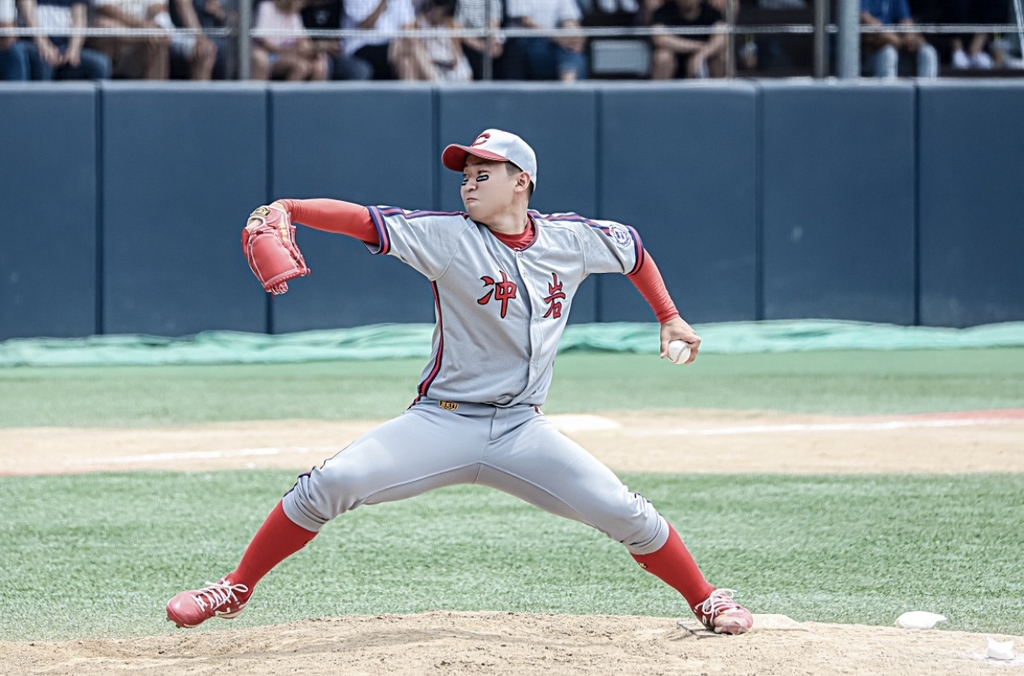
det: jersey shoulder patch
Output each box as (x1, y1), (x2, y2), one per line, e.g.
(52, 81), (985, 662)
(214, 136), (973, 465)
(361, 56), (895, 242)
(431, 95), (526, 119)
(605, 222), (633, 249)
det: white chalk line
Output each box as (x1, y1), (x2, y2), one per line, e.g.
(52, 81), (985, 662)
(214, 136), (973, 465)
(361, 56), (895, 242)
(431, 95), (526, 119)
(630, 418), (1020, 437)
(74, 445), (340, 466)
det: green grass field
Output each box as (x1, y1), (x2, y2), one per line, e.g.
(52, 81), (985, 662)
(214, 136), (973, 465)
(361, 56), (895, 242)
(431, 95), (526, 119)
(1, 348), (1023, 427)
(1, 349), (1022, 641)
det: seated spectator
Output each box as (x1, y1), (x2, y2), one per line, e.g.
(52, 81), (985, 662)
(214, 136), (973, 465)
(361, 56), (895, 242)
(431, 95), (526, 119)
(947, 0), (1005, 70)
(300, 0), (372, 79)
(153, 0), (217, 79)
(860, 0), (937, 78)
(91, 0), (171, 79)
(454, 0), (502, 80)
(18, 0), (112, 79)
(390, 0), (472, 80)
(649, 0), (727, 79)
(251, 0), (328, 80)
(1, 0), (29, 79)
(505, 0), (586, 82)
(343, 0), (416, 80)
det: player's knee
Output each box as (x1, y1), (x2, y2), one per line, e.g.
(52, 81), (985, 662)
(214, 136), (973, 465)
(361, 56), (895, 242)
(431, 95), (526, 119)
(588, 490), (668, 555)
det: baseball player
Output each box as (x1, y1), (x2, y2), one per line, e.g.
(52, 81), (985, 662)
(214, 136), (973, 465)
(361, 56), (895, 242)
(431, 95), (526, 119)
(166, 129), (754, 634)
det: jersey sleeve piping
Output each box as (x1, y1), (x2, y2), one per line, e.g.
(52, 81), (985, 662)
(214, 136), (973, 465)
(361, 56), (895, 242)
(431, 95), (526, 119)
(366, 206), (392, 255)
(625, 225), (645, 276)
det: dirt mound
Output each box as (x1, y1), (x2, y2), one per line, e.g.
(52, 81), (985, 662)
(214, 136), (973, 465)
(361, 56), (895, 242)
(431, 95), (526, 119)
(2, 611), (1019, 675)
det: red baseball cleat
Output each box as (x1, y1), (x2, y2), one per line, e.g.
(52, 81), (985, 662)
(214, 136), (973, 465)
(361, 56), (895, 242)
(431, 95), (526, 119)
(692, 588), (754, 634)
(166, 577), (251, 628)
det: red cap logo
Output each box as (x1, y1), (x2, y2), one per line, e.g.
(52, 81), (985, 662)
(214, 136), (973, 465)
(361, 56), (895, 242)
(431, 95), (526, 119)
(471, 133), (491, 147)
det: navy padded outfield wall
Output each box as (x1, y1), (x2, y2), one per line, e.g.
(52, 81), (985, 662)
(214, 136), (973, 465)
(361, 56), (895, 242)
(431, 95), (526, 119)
(0, 85), (98, 340)
(101, 83), (269, 336)
(760, 82), (916, 324)
(598, 83), (759, 324)
(917, 82), (1024, 327)
(1, 81), (1023, 339)
(269, 85), (436, 332)
(436, 84), (600, 323)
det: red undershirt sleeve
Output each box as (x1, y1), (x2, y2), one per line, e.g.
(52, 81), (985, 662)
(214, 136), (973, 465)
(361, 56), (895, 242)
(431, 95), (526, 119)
(627, 249), (680, 324)
(275, 198), (379, 246)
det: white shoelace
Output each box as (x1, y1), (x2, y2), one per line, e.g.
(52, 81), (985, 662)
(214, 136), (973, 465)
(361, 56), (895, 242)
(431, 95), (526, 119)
(695, 588), (739, 617)
(193, 580), (249, 612)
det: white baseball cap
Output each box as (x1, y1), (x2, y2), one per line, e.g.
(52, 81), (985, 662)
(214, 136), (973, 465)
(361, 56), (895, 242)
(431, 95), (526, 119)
(442, 129), (538, 189)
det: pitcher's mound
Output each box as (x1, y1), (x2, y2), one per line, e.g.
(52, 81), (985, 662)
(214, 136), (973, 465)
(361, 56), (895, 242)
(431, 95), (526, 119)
(3, 611), (1020, 676)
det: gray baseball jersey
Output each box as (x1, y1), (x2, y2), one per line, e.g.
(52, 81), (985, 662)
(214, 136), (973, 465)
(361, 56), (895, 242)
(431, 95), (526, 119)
(281, 204), (670, 558)
(365, 206), (644, 406)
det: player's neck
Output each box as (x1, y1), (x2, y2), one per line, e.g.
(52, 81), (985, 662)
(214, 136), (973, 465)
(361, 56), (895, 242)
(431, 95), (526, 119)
(481, 208), (530, 236)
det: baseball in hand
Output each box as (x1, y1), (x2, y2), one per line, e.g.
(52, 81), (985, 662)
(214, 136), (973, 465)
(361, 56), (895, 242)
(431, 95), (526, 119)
(667, 340), (691, 365)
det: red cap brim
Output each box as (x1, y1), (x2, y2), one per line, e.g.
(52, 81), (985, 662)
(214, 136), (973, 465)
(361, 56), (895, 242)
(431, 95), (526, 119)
(441, 144), (510, 172)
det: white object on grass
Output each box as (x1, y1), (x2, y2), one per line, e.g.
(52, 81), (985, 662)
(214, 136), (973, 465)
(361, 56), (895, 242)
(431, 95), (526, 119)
(894, 611), (947, 629)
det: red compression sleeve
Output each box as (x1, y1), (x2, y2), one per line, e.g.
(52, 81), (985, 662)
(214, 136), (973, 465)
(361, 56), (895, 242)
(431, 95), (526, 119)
(627, 249), (679, 323)
(276, 198), (379, 246)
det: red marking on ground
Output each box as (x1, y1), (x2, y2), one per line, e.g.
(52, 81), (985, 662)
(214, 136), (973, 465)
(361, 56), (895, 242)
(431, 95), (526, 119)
(902, 409), (1024, 421)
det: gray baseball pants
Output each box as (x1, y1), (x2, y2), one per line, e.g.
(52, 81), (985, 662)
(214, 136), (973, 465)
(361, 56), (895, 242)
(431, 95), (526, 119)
(282, 398), (670, 555)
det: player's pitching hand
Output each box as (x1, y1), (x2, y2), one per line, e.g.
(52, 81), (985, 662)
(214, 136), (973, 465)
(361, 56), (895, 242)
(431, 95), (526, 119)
(660, 317), (700, 365)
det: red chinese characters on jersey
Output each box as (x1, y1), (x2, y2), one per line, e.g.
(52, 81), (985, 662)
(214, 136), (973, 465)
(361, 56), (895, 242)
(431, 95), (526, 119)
(478, 271), (518, 318)
(543, 272), (566, 319)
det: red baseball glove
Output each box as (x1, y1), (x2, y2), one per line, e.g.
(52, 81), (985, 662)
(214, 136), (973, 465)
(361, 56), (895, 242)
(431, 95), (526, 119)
(242, 204), (310, 295)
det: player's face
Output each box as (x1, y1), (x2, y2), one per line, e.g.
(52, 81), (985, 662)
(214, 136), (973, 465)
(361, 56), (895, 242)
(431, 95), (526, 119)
(461, 157), (518, 221)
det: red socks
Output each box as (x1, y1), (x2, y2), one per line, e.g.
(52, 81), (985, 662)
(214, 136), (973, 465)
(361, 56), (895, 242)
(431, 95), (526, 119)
(228, 501), (318, 592)
(631, 522), (715, 609)
(225, 505), (712, 610)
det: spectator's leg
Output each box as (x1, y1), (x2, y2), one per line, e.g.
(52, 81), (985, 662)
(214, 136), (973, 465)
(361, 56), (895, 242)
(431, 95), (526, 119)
(311, 53), (328, 81)
(81, 48), (112, 79)
(496, 38), (528, 80)
(464, 43), (483, 80)
(389, 37), (428, 80)
(950, 37), (969, 68)
(554, 42), (586, 82)
(55, 48), (112, 80)
(707, 50), (726, 78)
(650, 48), (675, 80)
(521, 37), (558, 80)
(250, 46), (271, 80)
(916, 42), (938, 78)
(0, 40), (30, 80)
(273, 52), (311, 81)
(23, 42), (55, 80)
(331, 53), (372, 80)
(354, 44), (394, 80)
(211, 36), (231, 79)
(143, 35), (170, 80)
(946, 0), (970, 68)
(86, 15), (120, 75)
(192, 37), (217, 80)
(869, 45), (898, 78)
